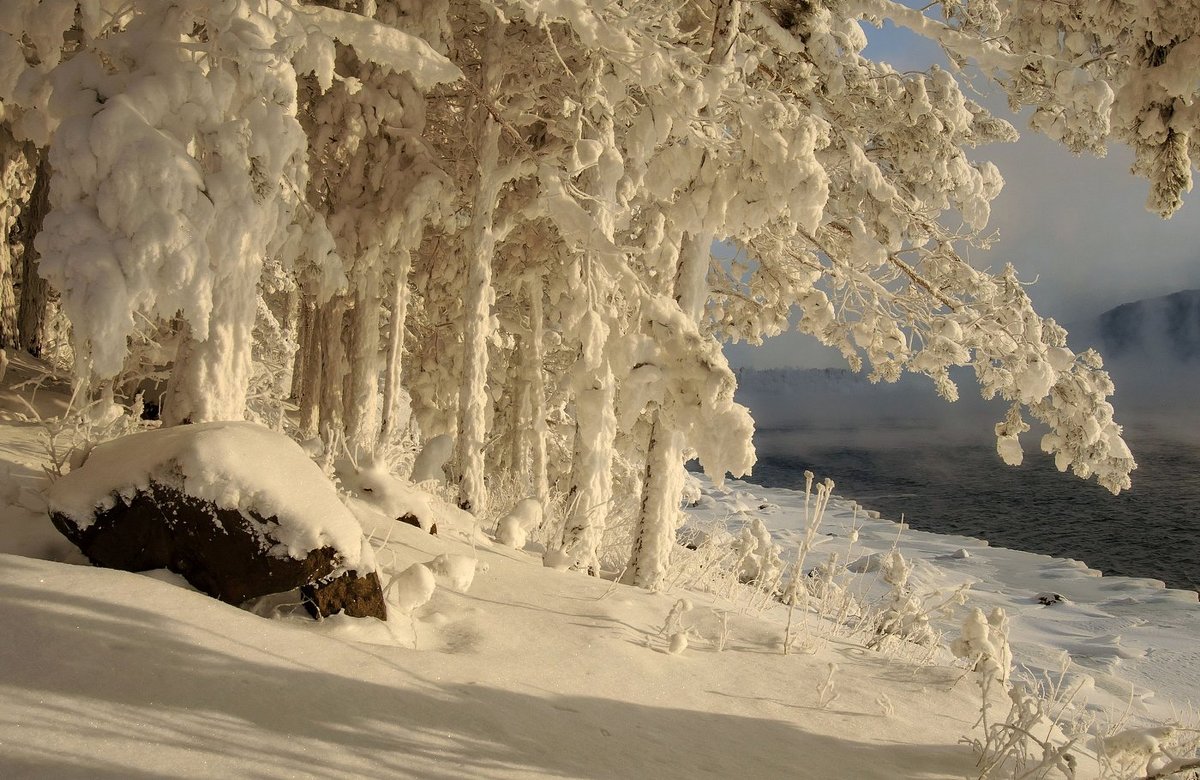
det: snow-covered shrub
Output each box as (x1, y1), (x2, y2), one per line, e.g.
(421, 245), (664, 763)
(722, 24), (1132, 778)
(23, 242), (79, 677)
(495, 498), (542, 549)
(410, 434), (453, 486)
(661, 519), (741, 596)
(952, 607), (1014, 688)
(734, 517), (784, 589)
(20, 375), (153, 480)
(953, 611), (1097, 778)
(816, 663), (840, 710)
(864, 552), (960, 650)
(654, 598), (695, 656)
(1096, 707), (1200, 780)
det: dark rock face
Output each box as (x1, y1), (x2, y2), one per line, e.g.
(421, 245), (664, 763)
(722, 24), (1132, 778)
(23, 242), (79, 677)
(51, 480), (356, 610)
(302, 569), (387, 621)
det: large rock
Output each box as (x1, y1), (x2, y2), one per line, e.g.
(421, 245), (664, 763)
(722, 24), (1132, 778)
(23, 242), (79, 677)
(47, 422), (386, 620)
(302, 569), (388, 620)
(50, 481), (341, 604)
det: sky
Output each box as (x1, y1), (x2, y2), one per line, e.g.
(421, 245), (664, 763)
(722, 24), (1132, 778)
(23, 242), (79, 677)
(727, 14), (1200, 370)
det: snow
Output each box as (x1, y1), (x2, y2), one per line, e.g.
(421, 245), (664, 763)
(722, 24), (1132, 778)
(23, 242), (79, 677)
(291, 5), (462, 90)
(46, 421), (368, 569)
(496, 498), (542, 549)
(686, 475), (1200, 727)
(384, 561), (436, 614)
(2, 0), (1197, 771)
(4, 402), (1198, 778)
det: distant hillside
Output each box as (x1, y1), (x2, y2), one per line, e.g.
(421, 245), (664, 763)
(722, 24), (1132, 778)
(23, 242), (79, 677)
(1067, 289), (1200, 411)
(1074, 288), (1200, 362)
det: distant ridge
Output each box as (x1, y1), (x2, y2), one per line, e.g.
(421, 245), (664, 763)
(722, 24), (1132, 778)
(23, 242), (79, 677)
(1089, 288), (1200, 362)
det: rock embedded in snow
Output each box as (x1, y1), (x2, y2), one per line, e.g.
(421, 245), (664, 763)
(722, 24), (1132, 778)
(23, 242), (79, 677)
(302, 568), (388, 621)
(47, 423), (382, 617)
(50, 479), (342, 606)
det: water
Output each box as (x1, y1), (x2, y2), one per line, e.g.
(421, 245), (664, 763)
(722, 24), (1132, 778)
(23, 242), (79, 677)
(746, 425), (1200, 593)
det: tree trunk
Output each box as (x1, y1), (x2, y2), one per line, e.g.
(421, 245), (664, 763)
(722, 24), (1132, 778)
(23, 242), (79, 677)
(527, 275), (550, 511)
(294, 294), (322, 440)
(624, 0), (741, 587)
(0, 131), (32, 350)
(18, 154), (52, 358)
(380, 248), (413, 440)
(345, 264), (382, 456)
(318, 296), (348, 442)
(454, 19), (505, 516)
(560, 83), (623, 572)
(454, 112), (501, 514)
(507, 332), (529, 479)
(561, 377), (617, 573)
(622, 421), (685, 589)
(163, 272), (259, 425)
(675, 230), (715, 320)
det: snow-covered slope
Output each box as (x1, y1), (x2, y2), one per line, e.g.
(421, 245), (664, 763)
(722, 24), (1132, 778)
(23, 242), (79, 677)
(686, 477), (1200, 726)
(1, 356), (1197, 778)
(1, 513), (987, 779)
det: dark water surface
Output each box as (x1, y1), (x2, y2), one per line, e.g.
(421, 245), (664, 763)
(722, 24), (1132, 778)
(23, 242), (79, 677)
(747, 426), (1200, 593)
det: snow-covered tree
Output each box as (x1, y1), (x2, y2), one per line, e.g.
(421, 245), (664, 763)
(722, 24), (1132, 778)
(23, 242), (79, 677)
(2, 0), (1192, 586)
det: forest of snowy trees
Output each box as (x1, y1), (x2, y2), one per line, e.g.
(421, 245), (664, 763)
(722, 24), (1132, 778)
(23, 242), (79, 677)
(0, 0), (1196, 586)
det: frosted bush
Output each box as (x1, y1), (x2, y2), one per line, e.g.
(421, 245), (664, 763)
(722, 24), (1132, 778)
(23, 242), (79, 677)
(952, 607), (1013, 687)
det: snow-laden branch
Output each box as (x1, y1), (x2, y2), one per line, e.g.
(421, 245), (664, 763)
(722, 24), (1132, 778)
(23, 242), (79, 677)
(843, 0), (1022, 74)
(289, 4), (462, 88)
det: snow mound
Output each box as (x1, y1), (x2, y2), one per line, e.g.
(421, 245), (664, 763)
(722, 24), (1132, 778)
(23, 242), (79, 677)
(427, 554), (478, 593)
(47, 422), (366, 569)
(338, 461), (477, 539)
(495, 498), (542, 549)
(386, 562), (436, 613)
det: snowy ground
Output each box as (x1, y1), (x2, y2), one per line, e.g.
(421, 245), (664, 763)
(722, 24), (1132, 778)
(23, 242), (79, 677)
(687, 477), (1200, 727)
(1, 473), (987, 777)
(0, 358), (1197, 778)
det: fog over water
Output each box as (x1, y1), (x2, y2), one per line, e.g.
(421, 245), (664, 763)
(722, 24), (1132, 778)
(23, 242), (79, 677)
(747, 425), (1200, 593)
(732, 309), (1200, 593)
